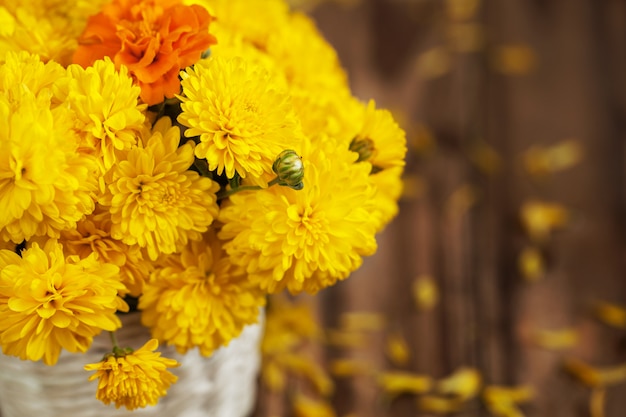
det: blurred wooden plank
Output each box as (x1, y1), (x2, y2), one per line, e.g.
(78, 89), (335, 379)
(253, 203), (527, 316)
(252, 1), (626, 416)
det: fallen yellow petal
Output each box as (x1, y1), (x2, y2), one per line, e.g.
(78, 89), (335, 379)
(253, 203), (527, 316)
(412, 275), (439, 311)
(483, 385), (533, 417)
(563, 357), (626, 388)
(518, 246), (545, 282)
(329, 359), (375, 378)
(483, 385), (534, 404)
(531, 328), (579, 350)
(437, 367), (482, 400)
(519, 200), (569, 242)
(339, 312), (386, 332)
(293, 394), (337, 417)
(325, 329), (367, 349)
(261, 360), (287, 392)
(283, 355), (334, 396)
(385, 332), (410, 366)
(377, 371), (432, 396)
(417, 394), (464, 414)
(593, 301), (626, 329)
(522, 140), (583, 178)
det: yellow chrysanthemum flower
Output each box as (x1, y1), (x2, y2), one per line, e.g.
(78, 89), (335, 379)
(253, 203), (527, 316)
(0, 6), (74, 64)
(0, 59), (98, 243)
(0, 240), (128, 365)
(139, 232), (265, 356)
(0, 0), (108, 65)
(351, 100), (407, 171)
(219, 138), (378, 294)
(178, 56), (303, 184)
(100, 117), (220, 261)
(61, 206), (153, 297)
(84, 339), (179, 410)
(267, 12), (348, 94)
(55, 58), (147, 172)
(349, 100), (407, 230)
(0, 51), (65, 99)
(186, 0), (290, 52)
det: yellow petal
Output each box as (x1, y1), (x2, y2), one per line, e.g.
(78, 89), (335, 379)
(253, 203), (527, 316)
(292, 394), (337, 417)
(531, 328), (579, 350)
(518, 246), (545, 282)
(564, 357), (626, 388)
(417, 395), (464, 414)
(385, 332), (410, 366)
(325, 329), (367, 349)
(436, 367), (481, 400)
(592, 301), (626, 329)
(522, 140), (583, 177)
(519, 200), (569, 242)
(377, 371), (432, 396)
(339, 312), (385, 332)
(412, 275), (439, 311)
(329, 358), (374, 377)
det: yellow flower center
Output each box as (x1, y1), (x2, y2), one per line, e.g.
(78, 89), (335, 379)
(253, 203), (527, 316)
(133, 176), (182, 209)
(288, 205), (327, 243)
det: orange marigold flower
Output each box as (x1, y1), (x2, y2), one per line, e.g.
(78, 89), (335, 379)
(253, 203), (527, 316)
(73, 0), (216, 105)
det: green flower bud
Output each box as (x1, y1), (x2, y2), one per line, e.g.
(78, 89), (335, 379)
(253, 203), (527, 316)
(349, 138), (376, 162)
(272, 150), (304, 190)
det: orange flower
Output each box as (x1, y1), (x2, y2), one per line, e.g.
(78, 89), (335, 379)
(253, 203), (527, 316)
(73, 0), (216, 105)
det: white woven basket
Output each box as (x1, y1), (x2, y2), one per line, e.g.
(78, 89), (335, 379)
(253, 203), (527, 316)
(0, 311), (264, 417)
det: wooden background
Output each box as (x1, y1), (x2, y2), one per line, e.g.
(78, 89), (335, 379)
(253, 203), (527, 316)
(253, 0), (626, 416)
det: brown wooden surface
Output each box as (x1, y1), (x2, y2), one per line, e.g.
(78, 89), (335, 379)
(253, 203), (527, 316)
(253, 0), (626, 416)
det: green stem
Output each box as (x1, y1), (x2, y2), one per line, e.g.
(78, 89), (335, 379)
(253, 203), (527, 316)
(109, 331), (119, 349)
(216, 177), (281, 200)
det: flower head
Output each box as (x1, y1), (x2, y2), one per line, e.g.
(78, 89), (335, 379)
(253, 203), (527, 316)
(351, 100), (407, 171)
(267, 12), (348, 94)
(84, 338), (179, 410)
(0, 53), (98, 243)
(0, 240), (128, 365)
(219, 138), (378, 294)
(350, 100), (407, 231)
(139, 231), (265, 356)
(54, 58), (147, 172)
(74, 0), (216, 105)
(189, 0), (289, 53)
(100, 117), (220, 260)
(60, 207), (153, 297)
(178, 56), (303, 185)
(0, 50), (65, 99)
(0, 5), (73, 65)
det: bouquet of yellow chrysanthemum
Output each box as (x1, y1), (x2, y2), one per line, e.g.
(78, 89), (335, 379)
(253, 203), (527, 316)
(0, 0), (406, 412)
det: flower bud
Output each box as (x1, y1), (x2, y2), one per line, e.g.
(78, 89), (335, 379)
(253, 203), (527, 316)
(349, 138), (376, 162)
(272, 150), (304, 190)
